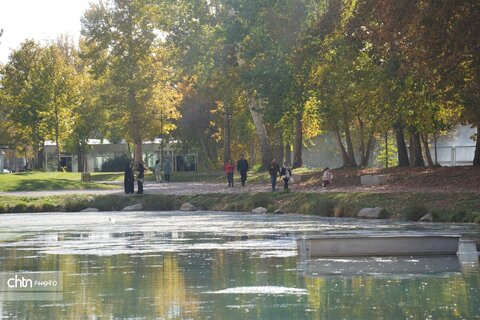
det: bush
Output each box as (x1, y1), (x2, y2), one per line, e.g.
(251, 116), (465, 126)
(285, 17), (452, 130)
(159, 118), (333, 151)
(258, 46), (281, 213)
(301, 198), (336, 216)
(401, 203), (428, 221)
(246, 193), (274, 211)
(378, 208), (392, 219)
(431, 209), (478, 223)
(251, 164), (263, 173)
(101, 154), (130, 172)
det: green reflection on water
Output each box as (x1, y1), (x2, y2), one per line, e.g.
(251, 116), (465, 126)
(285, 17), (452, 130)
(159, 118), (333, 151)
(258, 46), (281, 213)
(0, 233), (479, 319)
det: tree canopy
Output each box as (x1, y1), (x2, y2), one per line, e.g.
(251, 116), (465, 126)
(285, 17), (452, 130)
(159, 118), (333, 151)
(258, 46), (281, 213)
(1, 0), (479, 170)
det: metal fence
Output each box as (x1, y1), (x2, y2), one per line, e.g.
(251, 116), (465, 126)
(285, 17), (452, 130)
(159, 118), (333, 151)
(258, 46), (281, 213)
(431, 146), (475, 166)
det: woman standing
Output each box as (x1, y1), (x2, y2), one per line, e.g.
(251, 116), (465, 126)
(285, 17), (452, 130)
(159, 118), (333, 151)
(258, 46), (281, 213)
(280, 161), (292, 191)
(124, 162), (134, 194)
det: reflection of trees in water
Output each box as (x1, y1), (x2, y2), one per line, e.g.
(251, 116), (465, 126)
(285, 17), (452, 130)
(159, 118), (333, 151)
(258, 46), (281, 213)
(153, 253), (200, 318)
(304, 273), (480, 319)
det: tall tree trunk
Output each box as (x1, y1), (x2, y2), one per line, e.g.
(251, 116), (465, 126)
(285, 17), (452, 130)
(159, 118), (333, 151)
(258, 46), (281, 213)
(393, 118), (410, 167)
(76, 144), (84, 172)
(358, 118), (365, 164)
(248, 96), (272, 169)
(473, 124), (480, 166)
(333, 126), (350, 167)
(199, 136), (215, 169)
(285, 143), (291, 165)
(421, 133), (434, 166)
(409, 126), (425, 167)
(273, 127), (283, 164)
(343, 117), (357, 167)
(360, 133), (374, 167)
(293, 111), (303, 168)
(129, 89), (143, 166)
(408, 129), (416, 166)
(54, 105), (61, 171)
(34, 145), (45, 171)
(134, 139), (143, 166)
(223, 112), (231, 164)
(32, 125), (44, 170)
(250, 139), (256, 167)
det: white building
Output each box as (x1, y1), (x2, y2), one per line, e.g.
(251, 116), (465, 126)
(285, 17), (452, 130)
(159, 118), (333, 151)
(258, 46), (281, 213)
(43, 139), (198, 172)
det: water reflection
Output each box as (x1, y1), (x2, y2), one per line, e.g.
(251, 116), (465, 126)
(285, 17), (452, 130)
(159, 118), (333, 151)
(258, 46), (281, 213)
(0, 211), (478, 319)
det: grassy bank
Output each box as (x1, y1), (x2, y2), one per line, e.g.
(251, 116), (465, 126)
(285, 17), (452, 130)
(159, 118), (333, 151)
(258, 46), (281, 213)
(1, 191), (479, 223)
(0, 172), (118, 192)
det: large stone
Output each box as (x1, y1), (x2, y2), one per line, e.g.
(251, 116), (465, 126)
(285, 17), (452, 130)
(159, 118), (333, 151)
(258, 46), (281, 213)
(419, 213), (433, 222)
(357, 207), (385, 219)
(180, 202), (198, 211)
(251, 207), (268, 214)
(360, 175), (388, 186)
(81, 207), (99, 212)
(274, 209), (284, 214)
(290, 174), (300, 184)
(121, 203), (144, 211)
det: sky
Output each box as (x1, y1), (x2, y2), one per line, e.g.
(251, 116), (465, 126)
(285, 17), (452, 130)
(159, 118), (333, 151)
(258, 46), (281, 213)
(0, 0), (98, 63)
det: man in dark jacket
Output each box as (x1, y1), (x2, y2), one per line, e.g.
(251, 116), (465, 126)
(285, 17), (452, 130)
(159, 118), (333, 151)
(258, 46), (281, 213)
(268, 158), (281, 191)
(236, 154), (249, 187)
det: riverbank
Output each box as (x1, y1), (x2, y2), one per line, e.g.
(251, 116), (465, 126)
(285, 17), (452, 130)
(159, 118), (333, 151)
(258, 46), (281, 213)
(1, 191), (479, 223)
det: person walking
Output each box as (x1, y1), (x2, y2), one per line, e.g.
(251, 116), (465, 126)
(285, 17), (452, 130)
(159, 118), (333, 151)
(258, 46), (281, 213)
(124, 161), (135, 194)
(225, 159), (235, 187)
(163, 158), (172, 183)
(154, 159), (162, 183)
(136, 161), (145, 194)
(236, 154), (249, 187)
(268, 158), (280, 191)
(280, 161), (292, 191)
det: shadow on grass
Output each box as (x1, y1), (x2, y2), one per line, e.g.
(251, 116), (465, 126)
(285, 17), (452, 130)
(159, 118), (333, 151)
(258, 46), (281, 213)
(90, 173), (123, 181)
(8, 179), (113, 192)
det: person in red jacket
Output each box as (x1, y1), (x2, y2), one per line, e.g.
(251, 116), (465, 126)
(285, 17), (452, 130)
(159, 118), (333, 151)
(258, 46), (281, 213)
(225, 159), (235, 187)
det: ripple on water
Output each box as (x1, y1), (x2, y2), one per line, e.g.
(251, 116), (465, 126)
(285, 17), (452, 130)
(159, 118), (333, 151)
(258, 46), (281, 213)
(204, 286), (308, 295)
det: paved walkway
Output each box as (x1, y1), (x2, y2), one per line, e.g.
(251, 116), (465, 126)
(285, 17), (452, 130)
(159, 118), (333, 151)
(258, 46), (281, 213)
(0, 182), (274, 197)
(1, 180), (472, 198)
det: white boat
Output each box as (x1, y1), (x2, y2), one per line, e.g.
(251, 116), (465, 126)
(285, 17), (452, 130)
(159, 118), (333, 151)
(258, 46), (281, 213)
(297, 233), (462, 259)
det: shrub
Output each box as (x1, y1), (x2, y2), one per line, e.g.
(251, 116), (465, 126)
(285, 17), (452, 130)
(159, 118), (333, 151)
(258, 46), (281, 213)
(141, 194), (175, 211)
(251, 164), (263, 173)
(378, 208), (392, 219)
(401, 203), (428, 221)
(301, 198), (336, 216)
(101, 154), (130, 172)
(246, 193), (274, 211)
(431, 209), (478, 223)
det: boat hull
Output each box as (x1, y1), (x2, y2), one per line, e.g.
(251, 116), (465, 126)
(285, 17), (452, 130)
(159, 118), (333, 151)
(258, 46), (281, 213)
(297, 234), (461, 259)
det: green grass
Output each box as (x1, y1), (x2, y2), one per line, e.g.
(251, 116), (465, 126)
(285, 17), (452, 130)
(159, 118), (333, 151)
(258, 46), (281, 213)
(1, 191), (479, 223)
(0, 172), (118, 192)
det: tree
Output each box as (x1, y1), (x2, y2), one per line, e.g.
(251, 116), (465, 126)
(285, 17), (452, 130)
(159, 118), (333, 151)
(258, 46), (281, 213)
(1, 40), (50, 169)
(81, 0), (164, 165)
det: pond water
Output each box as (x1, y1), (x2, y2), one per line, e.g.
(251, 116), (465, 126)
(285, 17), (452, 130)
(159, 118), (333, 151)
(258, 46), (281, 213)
(0, 211), (479, 319)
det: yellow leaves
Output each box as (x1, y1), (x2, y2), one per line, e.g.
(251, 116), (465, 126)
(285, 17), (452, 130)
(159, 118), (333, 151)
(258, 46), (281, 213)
(303, 97), (323, 138)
